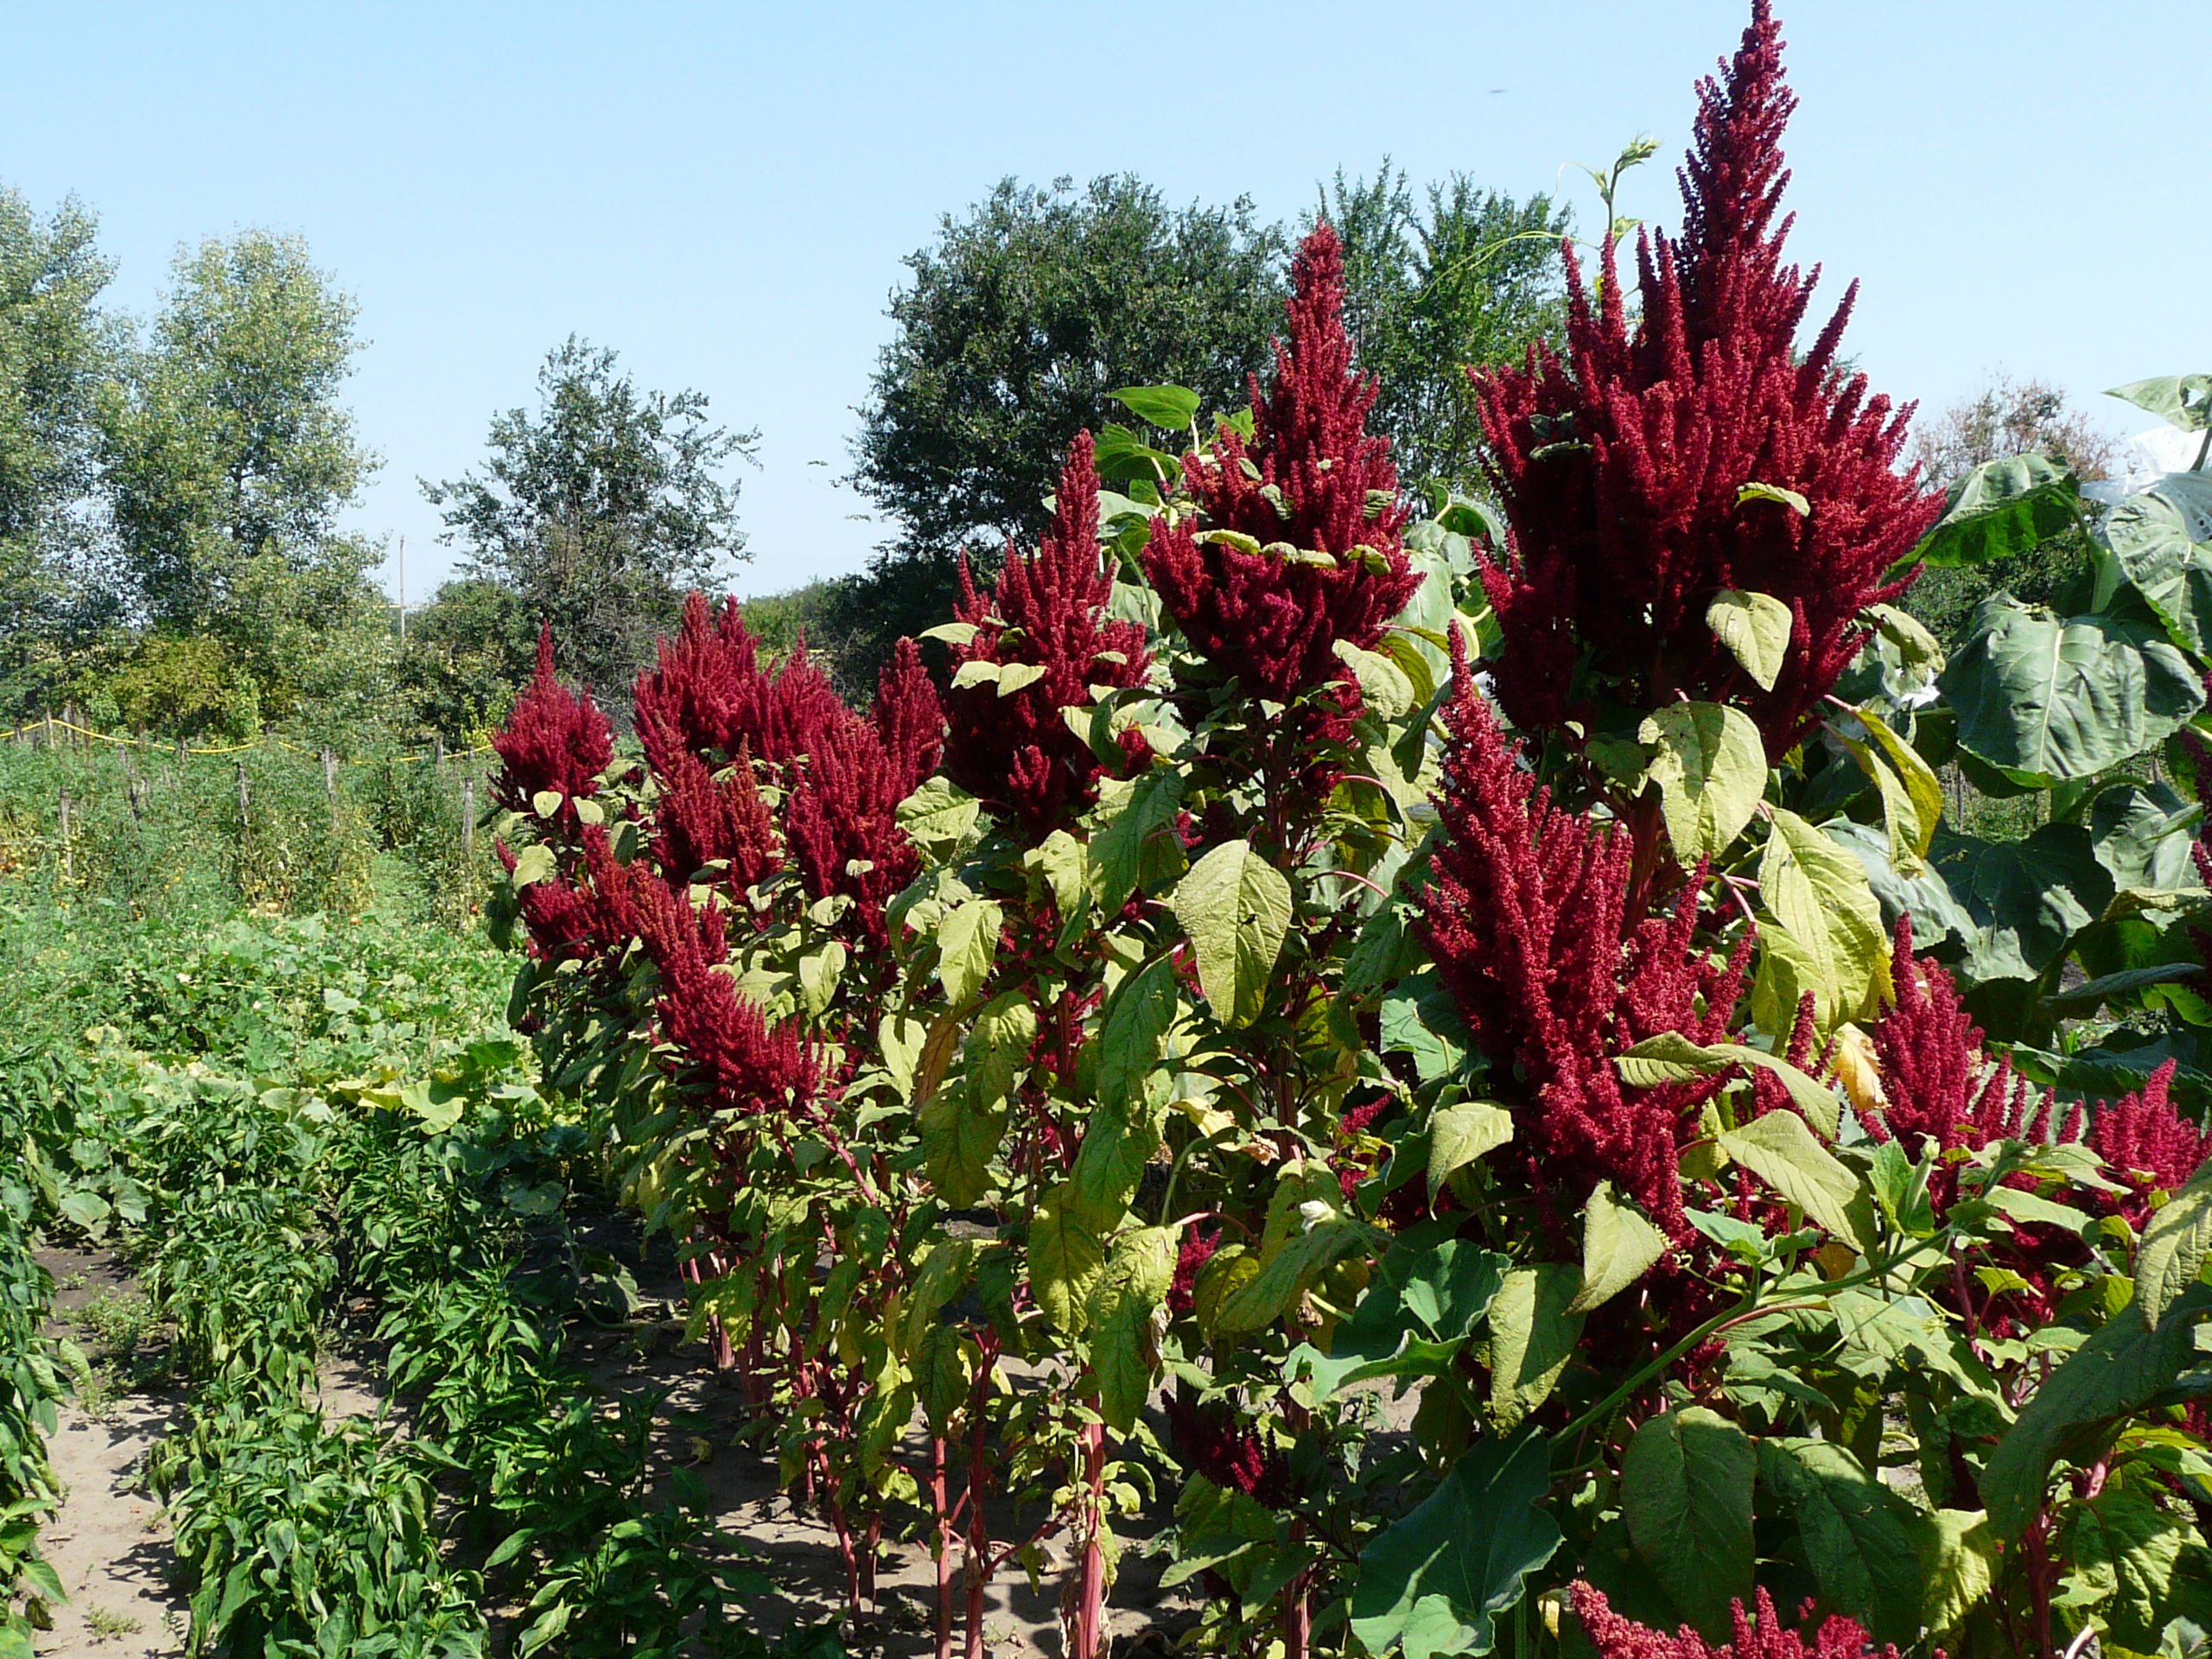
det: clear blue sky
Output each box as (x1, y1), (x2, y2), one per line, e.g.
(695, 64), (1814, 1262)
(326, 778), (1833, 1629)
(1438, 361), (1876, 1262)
(5, 1), (2204, 603)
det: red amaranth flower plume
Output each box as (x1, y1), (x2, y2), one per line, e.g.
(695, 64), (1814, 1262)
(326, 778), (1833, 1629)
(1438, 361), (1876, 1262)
(493, 624), (613, 818)
(1572, 1584), (1911, 1659)
(1161, 1395), (1290, 1507)
(1864, 918), (2055, 1194)
(944, 432), (1154, 832)
(649, 740), (779, 892)
(1471, 3), (1940, 753)
(874, 634), (946, 795)
(632, 594), (855, 779)
(2089, 1060), (2206, 1230)
(1421, 645), (1748, 1238)
(628, 869), (818, 1119)
(1142, 223), (1422, 702)
(784, 714), (923, 946)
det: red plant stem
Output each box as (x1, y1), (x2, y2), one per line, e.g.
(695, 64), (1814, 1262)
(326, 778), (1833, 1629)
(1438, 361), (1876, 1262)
(2024, 1503), (2057, 1659)
(933, 1436), (954, 1659)
(1283, 1399), (1311, 1659)
(965, 1349), (996, 1659)
(1072, 1417), (1108, 1659)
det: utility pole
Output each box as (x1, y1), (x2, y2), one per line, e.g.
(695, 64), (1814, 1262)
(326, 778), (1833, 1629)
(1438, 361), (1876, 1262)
(397, 536), (407, 647)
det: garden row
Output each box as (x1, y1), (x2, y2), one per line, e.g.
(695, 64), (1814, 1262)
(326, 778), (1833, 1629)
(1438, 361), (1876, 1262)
(0, 897), (841, 1656)
(487, 10), (2212, 1659)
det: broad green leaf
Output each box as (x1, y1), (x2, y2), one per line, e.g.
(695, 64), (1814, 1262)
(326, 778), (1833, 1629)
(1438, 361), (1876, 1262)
(2108, 374), (2212, 433)
(1172, 840), (1293, 1028)
(1638, 702), (1767, 861)
(1031, 1183), (1107, 1334)
(1570, 1180), (1670, 1313)
(1940, 597), (2203, 786)
(1707, 588), (1794, 692)
(1718, 1109), (1867, 1249)
(1487, 1264), (1584, 1429)
(2062, 1486), (2198, 1652)
(918, 620), (980, 646)
(1292, 1239), (1505, 1399)
(1097, 955), (1176, 1116)
(912, 1325), (976, 1433)
(936, 898), (1003, 1006)
(1827, 817), (1977, 951)
(1215, 1218), (1367, 1335)
(1623, 1408), (1756, 1640)
(2135, 1152), (2212, 1329)
(1427, 1102), (1514, 1198)
(1111, 384), (1202, 430)
(1912, 1510), (1995, 1636)
(1067, 1092), (1160, 1232)
(1024, 829), (1090, 939)
(2088, 781), (2203, 894)
(1934, 823), (2114, 982)
(1093, 422), (1181, 483)
(1912, 453), (2081, 568)
(1090, 1300), (1153, 1434)
(2101, 486), (2212, 655)
(1758, 809), (1889, 1026)
(1086, 768), (1184, 913)
(901, 1238), (976, 1351)
(1983, 1284), (2212, 1541)
(1758, 1439), (1922, 1648)
(1351, 1430), (1562, 1659)
(1333, 639), (1416, 718)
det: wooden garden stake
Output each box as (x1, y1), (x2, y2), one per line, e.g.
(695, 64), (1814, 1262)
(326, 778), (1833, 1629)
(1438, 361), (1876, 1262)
(322, 748), (339, 830)
(461, 774), (474, 866)
(56, 788), (71, 885)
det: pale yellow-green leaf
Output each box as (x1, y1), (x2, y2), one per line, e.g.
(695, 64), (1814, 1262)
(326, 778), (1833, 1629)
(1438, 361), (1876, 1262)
(1172, 840), (1293, 1028)
(1024, 830), (1090, 931)
(508, 842), (557, 890)
(531, 788), (565, 818)
(1428, 1102), (1514, 1198)
(1571, 1181), (1671, 1313)
(1031, 1183), (1108, 1334)
(1488, 1264), (1585, 1429)
(1758, 810), (1890, 1026)
(1707, 588), (1795, 692)
(997, 661), (1047, 698)
(1912, 1510), (1994, 1636)
(1719, 1110), (1868, 1251)
(1737, 481), (1811, 516)
(937, 898), (1004, 1006)
(1332, 639), (1415, 719)
(1639, 701), (1768, 861)
(897, 775), (982, 855)
(950, 660), (1001, 691)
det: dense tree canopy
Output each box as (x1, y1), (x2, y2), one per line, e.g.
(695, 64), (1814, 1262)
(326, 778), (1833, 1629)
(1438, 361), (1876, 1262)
(423, 337), (757, 699)
(1319, 165), (1569, 498)
(830, 170), (1568, 687)
(0, 188), (118, 696)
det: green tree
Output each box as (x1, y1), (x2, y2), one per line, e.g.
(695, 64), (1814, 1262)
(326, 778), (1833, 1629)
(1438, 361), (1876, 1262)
(400, 576), (534, 741)
(423, 336), (756, 698)
(99, 230), (383, 720)
(1317, 164), (1570, 497)
(0, 185), (120, 708)
(833, 175), (1289, 683)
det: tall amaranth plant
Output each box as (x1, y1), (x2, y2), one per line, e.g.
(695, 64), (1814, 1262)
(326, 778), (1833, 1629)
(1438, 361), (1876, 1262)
(1471, 0), (1940, 752)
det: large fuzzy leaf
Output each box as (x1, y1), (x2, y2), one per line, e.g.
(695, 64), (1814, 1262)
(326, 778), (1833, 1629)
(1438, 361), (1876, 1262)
(1940, 595), (2203, 787)
(1623, 1408), (1756, 1641)
(1351, 1430), (1562, 1659)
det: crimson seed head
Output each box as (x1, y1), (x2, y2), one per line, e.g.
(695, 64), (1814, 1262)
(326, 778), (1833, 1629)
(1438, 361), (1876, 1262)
(1421, 645), (1747, 1238)
(1142, 223), (1422, 702)
(1472, 1), (1939, 753)
(944, 432), (1153, 832)
(492, 624), (613, 818)
(2089, 1061), (2205, 1230)
(1571, 1583), (1909, 1658)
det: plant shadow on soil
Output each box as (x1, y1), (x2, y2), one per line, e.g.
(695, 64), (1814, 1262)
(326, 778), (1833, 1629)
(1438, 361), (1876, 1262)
(34, 1211), (1205, 1659)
